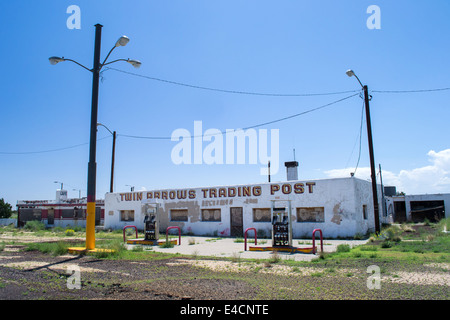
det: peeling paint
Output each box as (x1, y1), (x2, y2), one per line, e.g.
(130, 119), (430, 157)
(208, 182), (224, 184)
(331, 203), (343, 225)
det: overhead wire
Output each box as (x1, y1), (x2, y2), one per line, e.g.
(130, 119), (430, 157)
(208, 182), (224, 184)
(2, 66), (450, 155)
(372, 87), (450, 94)
(105, 67), (360, 97)
(353, 98), (365, 175)
(0, 136), (111, 155)
(118, 92), (360, 140)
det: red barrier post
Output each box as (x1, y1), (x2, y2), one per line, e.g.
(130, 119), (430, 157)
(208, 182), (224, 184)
(312, 229), (323, 254)
(244, 227), (257, 251)
(166, 226), (181, 245)
(123, 225), (138, 242)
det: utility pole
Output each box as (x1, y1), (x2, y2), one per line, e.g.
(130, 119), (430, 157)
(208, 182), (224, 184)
(363, 85), (380, 233)
(110, 131), (116, 193)
(346, 70), (380, 234)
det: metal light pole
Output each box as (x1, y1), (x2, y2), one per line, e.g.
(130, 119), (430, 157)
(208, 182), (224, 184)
(50, 24), (141, 251)
(97, 123), (116, 193)
(346, 70), (380, 233)
(54, 181), (64, 190)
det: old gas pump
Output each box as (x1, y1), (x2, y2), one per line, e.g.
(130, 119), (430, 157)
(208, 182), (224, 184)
(142, 203), (159, 242)
(271, 200), (292, 247)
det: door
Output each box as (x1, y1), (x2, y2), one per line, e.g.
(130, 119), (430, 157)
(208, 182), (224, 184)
(95, 207), (101, 226)
(230, 207), (243, 237)
(48, 208), (54, 225)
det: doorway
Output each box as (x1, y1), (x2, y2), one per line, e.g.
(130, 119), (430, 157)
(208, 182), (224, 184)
(230, 207), (243, 237)
(47, 208), (54, 225)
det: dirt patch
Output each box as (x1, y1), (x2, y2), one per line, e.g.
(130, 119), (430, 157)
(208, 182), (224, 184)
(0, 244), (449, 300)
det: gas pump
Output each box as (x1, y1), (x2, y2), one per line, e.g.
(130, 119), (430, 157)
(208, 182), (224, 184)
(271, 200), (292, 247)
(142, 203), (159, 242)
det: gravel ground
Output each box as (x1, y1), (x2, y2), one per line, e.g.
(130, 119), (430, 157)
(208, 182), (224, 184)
(0, 244), (449, 301)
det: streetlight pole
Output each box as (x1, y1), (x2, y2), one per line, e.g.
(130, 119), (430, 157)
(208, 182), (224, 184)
(54, 181), (64, 190)
(50, 24), (141, 251)
(85, 23), (103, 250)
(98, 123), (116, 193)
(346, 70), (380, 233)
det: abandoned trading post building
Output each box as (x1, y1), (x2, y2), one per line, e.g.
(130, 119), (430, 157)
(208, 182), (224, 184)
(104, 176), (387, 238)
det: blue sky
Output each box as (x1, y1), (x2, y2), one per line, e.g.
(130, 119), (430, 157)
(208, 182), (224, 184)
(1, 0), (450, 206)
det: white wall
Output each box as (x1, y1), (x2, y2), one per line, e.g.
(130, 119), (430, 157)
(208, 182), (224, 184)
(105, 177), (376, 238)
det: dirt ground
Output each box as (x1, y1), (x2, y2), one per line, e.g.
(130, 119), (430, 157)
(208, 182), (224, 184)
(0, 243), (449, 301)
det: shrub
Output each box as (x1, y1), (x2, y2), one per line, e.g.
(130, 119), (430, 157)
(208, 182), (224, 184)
(24, 221), (45, 231)
(336, 244), (351, 253)
(65, 229), (75, 236)
(381, 241), (392, 248)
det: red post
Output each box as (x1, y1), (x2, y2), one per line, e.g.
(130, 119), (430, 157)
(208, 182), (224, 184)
(166, 226), (181, 245)
(312, 229), (323, 254)
(123, 225), (138, 242)
(244, 228), (257, 251)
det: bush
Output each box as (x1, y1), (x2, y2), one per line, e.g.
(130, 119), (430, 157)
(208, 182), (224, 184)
(336, 244), (351, 253)
(381, 241), (393, 248)
(65, 229), (75, 236)
(24, 221), (45, 231)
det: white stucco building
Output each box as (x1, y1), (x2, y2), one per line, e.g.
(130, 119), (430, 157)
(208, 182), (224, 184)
(104, 177), (386, 238)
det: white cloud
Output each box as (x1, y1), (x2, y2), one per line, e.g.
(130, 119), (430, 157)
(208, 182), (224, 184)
(324, 149), (450, 195)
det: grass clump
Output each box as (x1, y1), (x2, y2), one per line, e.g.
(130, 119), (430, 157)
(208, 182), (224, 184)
(336, 244), (351, 253)
(25, 241), (71, 256)
(24, 221), (45, 232)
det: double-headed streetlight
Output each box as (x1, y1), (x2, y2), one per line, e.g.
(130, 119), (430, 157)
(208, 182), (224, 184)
(346, 69), (380, 233)
(50, 24), (141, 251)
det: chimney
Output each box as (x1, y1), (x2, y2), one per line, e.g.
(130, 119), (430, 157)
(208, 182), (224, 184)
(285, 161), (299, 181)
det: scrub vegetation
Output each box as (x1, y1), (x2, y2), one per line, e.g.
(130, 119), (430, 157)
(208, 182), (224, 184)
(0, 219), (448, 300)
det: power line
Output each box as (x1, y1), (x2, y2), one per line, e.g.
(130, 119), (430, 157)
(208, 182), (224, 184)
(119, 93), (360, 140)
(372, 87), (450, 94)
(105, 67), (360, 97)
(0, 136), (111, 155)
(106, 67), (450, 96)
(353, 98), (365, 175)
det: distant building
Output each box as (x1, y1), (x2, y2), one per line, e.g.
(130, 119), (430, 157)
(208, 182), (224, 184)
(17, 190), (104, 228)
(384, 187), (449, 223)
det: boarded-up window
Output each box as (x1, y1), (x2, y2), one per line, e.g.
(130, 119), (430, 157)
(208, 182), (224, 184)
(19, 208), (42, 222)
(296, 207), (325, 222)
(253, 208), (271, 222)
(73, 207), (84, 219)
(363, 205), (368, 220)
(201, 209), (221, 222)
(120, 210), (135, 221)
(171, 209), (188, 221)
(61, 209), (76, 219)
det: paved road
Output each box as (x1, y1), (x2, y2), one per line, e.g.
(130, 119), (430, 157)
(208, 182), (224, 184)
(126, 236), (369, 262)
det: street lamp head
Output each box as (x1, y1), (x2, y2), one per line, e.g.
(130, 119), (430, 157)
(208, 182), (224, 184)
(346, 69), (355, 77)
(115, 35), (130, 47)
(49, 56), (65, 65)
(127, 59), (142, 68)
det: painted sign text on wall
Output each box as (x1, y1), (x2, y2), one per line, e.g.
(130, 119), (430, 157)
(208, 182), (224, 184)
(119, 182), (316, 202)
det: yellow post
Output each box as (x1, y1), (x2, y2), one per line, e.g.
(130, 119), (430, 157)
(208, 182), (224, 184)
(86, 202), (96, 250)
